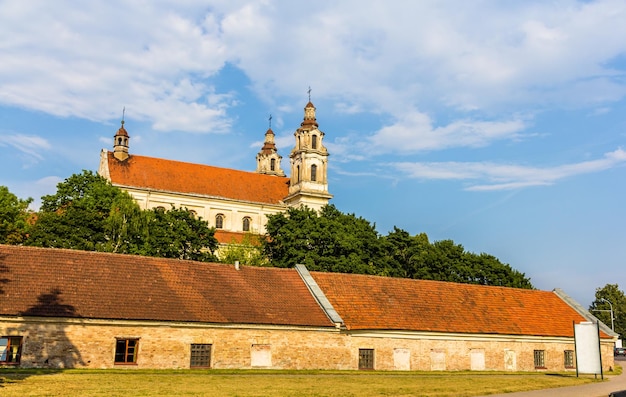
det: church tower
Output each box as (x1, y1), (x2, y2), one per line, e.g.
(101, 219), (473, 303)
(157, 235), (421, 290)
(256, 118), (285, 176)
(113, 119), (130, 161)
(284, 99), (332, 210)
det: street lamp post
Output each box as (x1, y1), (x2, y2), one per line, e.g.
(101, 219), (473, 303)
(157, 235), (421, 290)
(600, 298), (615, 332)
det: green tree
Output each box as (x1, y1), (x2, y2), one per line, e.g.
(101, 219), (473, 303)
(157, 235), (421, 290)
(25, 171), (218, 261)
(462, 252), (533, 288)
(219, 233), (267, 267)
(102, 194), (145, 253)
(589, 284), (626, 338)
(0, 186), (33, 244)
(263, 205), (384, 274)
(136, 207), (218, 262)
(380, 227), (429, 278)
(381, 229), (532, 288)
(263, 205), (532, 287)
(26, 171), (138, 251)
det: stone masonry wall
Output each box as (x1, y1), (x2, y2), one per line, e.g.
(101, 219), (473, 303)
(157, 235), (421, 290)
(0, 318), (614, 372)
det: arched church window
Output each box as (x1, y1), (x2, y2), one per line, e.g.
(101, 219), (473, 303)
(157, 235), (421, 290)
(215, 214), (224, 229)
(297, 165), (301, 182)
(242, 217), (251, 232)
(270, 158), (275, 171)
(311, 164), (317, 182)
(312, 135), (317, 149)
(188, 210), (197, 218)
(118, 137), (123, 145)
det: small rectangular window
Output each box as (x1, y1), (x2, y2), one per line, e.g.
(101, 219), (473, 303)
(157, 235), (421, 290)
(359, 348), (374, 370)
(564, 350), (575, 369)
(190, 344), (212, 368)
(0, 336), (23, 364)
(115, 338), (139, 364)
(533, 350), (545, 369)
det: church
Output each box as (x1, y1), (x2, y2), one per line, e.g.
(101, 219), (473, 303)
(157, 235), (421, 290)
(97, 100), (332, 245)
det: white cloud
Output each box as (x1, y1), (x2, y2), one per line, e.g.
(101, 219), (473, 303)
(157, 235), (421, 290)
(0, 133), (51, 161)
(0, 1), (233, 133)
(389, 148), (626, 190)
(365, 110), (527, 154)
(1, 0), (625, 136)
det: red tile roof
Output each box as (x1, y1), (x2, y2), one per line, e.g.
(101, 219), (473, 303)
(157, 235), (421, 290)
(214, 230), (261, 245)
(0, 245), (332, 327)
(311, 272), (595, 338)
(105, 152), (290, 205)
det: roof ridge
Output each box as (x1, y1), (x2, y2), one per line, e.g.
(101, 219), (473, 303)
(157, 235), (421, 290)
(125, 153), (288, 179)
(309, 270), (541, 292)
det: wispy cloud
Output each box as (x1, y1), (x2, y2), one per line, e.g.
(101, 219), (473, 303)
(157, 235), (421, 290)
(367, 110), (528, 154)
(389, 148), (626, 191)
(0, 133), (51, 161)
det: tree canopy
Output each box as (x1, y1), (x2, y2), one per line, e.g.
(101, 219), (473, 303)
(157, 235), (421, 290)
(0, 186), (32, 244)
(263, 205), (383, 275)
(218, 233), (267, 267)
(263, 205), (533, 288)
(135, 207), (218, 261)
(25, 170), (217, 261)
(589, 284), (626, 338)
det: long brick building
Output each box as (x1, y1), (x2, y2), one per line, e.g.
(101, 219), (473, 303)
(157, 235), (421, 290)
(0, 245), (617, 371)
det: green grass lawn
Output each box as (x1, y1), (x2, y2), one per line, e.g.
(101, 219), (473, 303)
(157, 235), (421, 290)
(0, 369), (611, 397)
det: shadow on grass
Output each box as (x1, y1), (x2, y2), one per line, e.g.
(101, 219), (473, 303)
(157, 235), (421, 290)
(0, 368), (65, 388)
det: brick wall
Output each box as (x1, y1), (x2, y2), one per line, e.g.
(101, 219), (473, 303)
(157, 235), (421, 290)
(1, 318), (614, 372)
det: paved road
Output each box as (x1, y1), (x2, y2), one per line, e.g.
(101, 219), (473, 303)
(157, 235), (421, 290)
(484, 357), (626, 397)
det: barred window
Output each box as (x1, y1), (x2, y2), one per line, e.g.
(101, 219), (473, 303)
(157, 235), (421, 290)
(311, 164), (317, 182)
(564, 350), (575, 368)
(359, 348), (374, 370)
(242, 217), (251, 232)
(533, 350), (545, 369)
(190, 344), (212, 368)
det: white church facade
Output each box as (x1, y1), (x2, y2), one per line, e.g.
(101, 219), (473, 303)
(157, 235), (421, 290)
(98, 101), (332, 244)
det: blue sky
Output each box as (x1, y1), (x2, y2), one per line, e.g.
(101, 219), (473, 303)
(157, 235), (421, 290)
(1, 1), (625, 308)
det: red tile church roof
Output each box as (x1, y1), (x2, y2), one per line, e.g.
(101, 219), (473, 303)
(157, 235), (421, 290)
(0, 245), (332, 327)
(105, 151), (290, 205)
(311, 271), (596, 338)
(214, 230), (262, 245)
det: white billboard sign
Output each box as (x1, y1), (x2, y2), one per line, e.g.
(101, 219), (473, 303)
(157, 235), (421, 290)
(574, 321), (602, 375)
